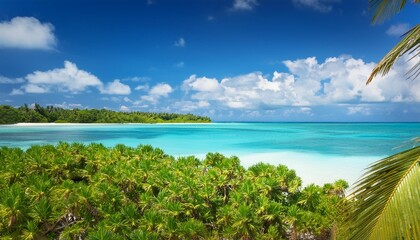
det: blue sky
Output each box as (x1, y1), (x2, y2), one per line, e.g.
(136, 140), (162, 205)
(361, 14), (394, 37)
(0, 0), (419, 121)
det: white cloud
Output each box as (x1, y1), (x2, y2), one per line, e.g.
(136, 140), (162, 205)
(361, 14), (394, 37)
(135, 84), (149, 91)
(125, 76), (150, 82)
(0, 17), (56, 50)
(10, 88), (24, 95)
(23, 61), (102, 93)
(100, 79), (131, 95)
(386, 23), (410, 36)
(174, 37), (185, 47)
(181, 54), (419, 110)
(120, 105), (130, 112)
(347, 105), (371, 115)
(171, 100), (210, 112)
(149, 83), (173, 96)
(182, 75), (220, 92)
(141, 83), (173, 103)
(283, 107), (313, 117)
(24, 84), (49, 93)
(52, 102), (84, 109)
(292, 0), (340, 12)
(11, 61), (133, 95)
(123, 97), (132, 102)
(232, 0), (258, 10)
(0, 76), (24, 84)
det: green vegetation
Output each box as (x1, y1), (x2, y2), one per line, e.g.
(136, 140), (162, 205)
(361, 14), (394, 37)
(366, 0), (419, 83)
(0, 143), (347, 239)
(341, 146), (420, 239)
(340, 1), (420, 239)
(0, 104), (211, 124)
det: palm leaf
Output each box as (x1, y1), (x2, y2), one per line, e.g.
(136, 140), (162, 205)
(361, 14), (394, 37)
(366, 24), (420, 84)
(341, 146), (420, 239)
(369, 0), (420, 23)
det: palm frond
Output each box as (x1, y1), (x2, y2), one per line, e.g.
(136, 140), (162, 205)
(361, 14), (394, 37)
(341, 146), (420, 239)
(366, 24), (420, 84)
(369, 0), (420, 23)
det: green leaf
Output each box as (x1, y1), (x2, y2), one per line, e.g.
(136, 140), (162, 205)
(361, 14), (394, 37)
(367, 24), (420, 84)
(341, 146), (420, 240)
(369, 0), (420, 23)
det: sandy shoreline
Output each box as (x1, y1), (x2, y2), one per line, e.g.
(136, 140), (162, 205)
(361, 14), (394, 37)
(238, 152), (381, 187)
(191, 151), (381, 187)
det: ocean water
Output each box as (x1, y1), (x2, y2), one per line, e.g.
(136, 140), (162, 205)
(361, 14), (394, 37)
(1, 123), (419, 185)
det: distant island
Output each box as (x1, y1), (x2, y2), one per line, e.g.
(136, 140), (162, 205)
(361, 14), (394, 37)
(0, 104), (211, 124)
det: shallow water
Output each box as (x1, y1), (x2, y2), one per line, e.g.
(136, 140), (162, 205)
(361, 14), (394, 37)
(1, 122), (418, 185)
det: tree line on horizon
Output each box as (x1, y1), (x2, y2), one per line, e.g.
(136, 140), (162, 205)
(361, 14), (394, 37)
(0, 104), (211, 124)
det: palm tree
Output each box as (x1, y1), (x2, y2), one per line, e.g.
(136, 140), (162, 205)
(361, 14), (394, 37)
(342, 146), (420, 239)
(366, 0), (419, 84)
(327, 179), (349, 198)
(298, 184), (322, 212)
(340, 1), (419, 239)
(231, 204), (258, 240)
(285, 204), (304, 240)
(0, 184), (30, 232)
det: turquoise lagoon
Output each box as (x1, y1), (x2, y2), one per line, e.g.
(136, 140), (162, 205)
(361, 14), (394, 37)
(1, 122), (419, 185)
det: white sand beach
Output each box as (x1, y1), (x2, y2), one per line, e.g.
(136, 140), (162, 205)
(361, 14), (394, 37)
(190, 151), (381, 187)
(13, 123), (92, 126)
(238, 151), (382, 186)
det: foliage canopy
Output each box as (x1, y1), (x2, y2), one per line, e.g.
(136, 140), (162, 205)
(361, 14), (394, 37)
(0, 143), (347, 239)
(0, 104), (211, 124)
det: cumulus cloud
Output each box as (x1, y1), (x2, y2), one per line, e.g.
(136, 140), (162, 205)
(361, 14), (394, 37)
(135, 84), (149, 91)
(174, 37), (185, 47)
(0, 76), (24, 84)
(149, 83), (173, 96)
(182, 75), (220, 92)
(181, 54), (419, 110)
(21, 61), (102, 93)
(10, 61), (133, 95)
(100, 79), (131, 95)
(0, 17), (56, 50)
(141, 83), (173, 103)
(292, 0), (340, 12)
(232, 0), (258, 10)
(24, 84), (49, 93)
(386, 23), (410, 36)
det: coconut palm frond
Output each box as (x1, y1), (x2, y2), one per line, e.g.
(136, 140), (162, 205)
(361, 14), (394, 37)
(341, 146), (420, 240)
(366, 24), (420, 84)
(407, 55), (420, 79)
(369, 0), (420, 23)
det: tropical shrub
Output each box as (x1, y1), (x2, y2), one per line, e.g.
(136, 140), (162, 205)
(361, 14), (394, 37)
(0, 143), (347, 239)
